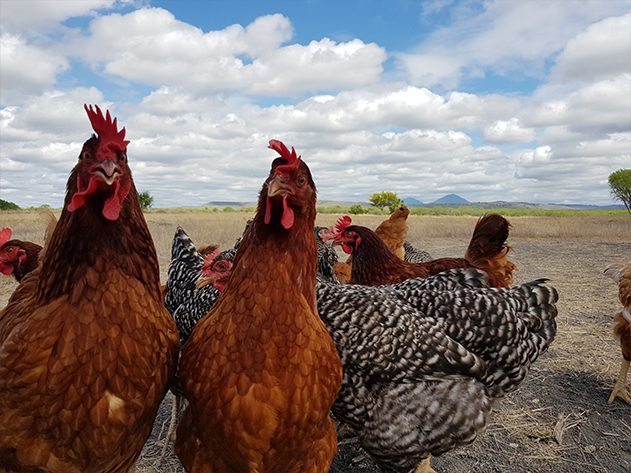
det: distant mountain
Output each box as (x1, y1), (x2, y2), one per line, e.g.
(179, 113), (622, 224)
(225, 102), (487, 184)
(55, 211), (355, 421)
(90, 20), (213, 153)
(403, 197), (423, 206)
(547, 203), (626, 210)
(433, 194), (468, 204)
(195, 198), (625, 211)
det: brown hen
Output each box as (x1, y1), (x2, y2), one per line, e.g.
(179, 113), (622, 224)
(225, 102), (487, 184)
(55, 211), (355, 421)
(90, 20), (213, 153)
(334, 213), (517, 288)
(175, 140), (343, 473)
(604, 263), (631, 405)
(0, 213), (57, 284)
(0, 105), (179, 473)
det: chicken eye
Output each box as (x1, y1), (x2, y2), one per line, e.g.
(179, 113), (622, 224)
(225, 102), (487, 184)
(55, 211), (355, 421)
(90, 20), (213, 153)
(119, 154), (127, 163)
(7, 248), (13, 253)
(216, 262), (227, 271)
(83, 151), (91, 161)
(297, 176), (307, 187)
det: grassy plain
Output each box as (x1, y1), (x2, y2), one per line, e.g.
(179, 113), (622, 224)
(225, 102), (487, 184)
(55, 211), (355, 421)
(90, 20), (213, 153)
(0, 210), (629, 472)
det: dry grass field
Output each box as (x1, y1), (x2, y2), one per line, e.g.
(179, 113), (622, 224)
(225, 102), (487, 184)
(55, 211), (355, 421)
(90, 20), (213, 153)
(1, 210), (630, 473)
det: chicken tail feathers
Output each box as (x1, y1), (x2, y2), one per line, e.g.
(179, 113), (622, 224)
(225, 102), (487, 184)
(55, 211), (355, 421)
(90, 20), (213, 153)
(488, 282), (558, 396)
(521, 283), (558, 354)
(464, 213), (517, 287)
(38, 209), (58, 264)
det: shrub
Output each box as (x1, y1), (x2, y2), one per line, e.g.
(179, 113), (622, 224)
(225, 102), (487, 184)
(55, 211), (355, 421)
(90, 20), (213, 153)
(348, 204), (366, 215)
(0, 199), (20, 210)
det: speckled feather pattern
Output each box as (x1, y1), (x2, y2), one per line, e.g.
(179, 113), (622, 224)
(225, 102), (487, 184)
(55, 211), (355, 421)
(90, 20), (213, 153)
(315, 227), (340, 284)
(163, 226), (205, 317)
(403, 240), (433, 264)
(316, 268), (558, 472)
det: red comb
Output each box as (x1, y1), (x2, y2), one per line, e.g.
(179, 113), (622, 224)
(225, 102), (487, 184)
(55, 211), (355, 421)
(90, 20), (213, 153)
(84, 104), (130, 151)
(0, 228), (12, 246)
(335, 216), (352, 234)
(268, 139), (301, 169)
(202, 249), (222, 275)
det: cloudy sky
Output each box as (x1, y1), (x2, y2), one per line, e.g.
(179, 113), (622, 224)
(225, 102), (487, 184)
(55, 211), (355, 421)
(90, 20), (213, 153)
(1, 0), (630, 208)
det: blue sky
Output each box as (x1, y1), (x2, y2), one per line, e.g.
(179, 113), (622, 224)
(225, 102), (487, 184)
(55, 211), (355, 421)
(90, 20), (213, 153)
(1, 0), (630, 208)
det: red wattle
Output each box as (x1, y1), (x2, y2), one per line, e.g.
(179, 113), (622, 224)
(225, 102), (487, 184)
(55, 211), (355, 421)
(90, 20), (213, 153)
(280, 195), (294, 229)
(102, 178), (131, 221)
(264, 196), (272, 224)
(68, 175), (100, 212)
(0, 262), (13, 275)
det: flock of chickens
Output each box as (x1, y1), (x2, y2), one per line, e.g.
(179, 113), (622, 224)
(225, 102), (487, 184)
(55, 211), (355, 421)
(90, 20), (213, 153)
(0, 105), (628, 473)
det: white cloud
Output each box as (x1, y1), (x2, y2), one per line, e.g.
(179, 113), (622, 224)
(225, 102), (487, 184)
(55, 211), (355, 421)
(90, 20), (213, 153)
(68, 9), (386, 97)
(398, 0), (629, 89)
(550, 13), (631, 84)
(481, 118), (536, 144)
(0, 0), (122, 33)
(0, 34), (69, 105)
(525, 74), (631, 134)
(1, 3), (630, 208)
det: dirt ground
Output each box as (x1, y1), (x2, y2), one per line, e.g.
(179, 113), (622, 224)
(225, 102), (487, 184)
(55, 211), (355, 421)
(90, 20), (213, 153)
(1, 214), (630, 473)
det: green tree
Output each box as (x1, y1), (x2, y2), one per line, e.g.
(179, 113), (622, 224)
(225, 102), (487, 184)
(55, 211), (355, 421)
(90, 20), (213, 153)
(368, 191), (403, 214)
(138, 191), (154, 210)
(608, 169), (631, 214)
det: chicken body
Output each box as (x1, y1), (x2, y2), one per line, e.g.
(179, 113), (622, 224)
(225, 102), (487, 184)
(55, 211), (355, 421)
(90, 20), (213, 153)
(0, 105), (179, 472)
(374, 205), (409, 259)
(161, 229), (232, 455)
(403, 240), (432, 263)
(175, 141), (343, 473)
(164, 227), (225, 346)
(164, 226), (206, 317)
(604, 263), (631, 404)
(344, 206), (409, 272)
(338, 213), (516, 288)
(317, 269), (558, 472)
(315, 226), (340, 284)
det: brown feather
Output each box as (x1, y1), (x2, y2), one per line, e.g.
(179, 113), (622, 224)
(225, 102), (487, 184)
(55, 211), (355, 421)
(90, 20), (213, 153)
(613, 312), (631, 362)
(374, 206), (409, 260)
(344, 214), (516, 288)
(0, 115), (179, 473)
(175, 147), (342, 473)
(605, 263), (631, 362)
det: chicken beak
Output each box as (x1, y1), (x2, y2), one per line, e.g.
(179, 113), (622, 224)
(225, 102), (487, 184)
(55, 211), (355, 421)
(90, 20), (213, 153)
(97, 159), (121, 186)
(267, 174), (291, 197)
(331, 240), (342, 248)
(196, 276), (214, 290)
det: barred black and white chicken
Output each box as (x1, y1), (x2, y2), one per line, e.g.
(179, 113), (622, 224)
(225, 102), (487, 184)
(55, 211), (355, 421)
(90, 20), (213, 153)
(316, 269), (558, 472)
(163, 226), (205, 317)
(164, 227), (240, 345)
(315, 226), (340, 284)
(403, 240), (433, 263)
